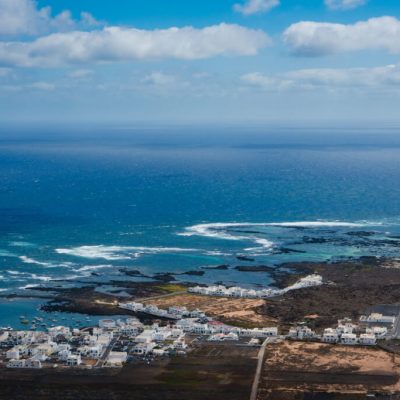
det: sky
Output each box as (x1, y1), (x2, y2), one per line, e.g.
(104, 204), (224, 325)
(1, 0), (400, 125)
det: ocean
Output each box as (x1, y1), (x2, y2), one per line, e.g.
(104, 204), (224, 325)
(1, 125), (400, 328)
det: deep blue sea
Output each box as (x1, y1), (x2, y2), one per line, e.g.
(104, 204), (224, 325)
(1, 125), (400, 328)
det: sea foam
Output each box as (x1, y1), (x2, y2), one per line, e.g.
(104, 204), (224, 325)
(19, 256), (53, 267)
(56, 245), (199, 260)
(179, 220), (367, 249)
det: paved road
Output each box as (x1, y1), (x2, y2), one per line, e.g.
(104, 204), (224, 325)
(95, 336), (119, 367)
(135, 291), (188, 303)
(392, 313), (400, 338)
(250, 338), (271, 400)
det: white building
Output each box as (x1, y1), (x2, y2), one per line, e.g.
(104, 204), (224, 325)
(107, 351), (127, 367)
(99, 319), (116, 329)
(337, 319), (357, 335)
(288, 326), (316, 340)
(322, 328), (339, 343)
(135, 330), (153, 344)
(367, 326), (387, 338)
(7, 359), (25, 368)
(25, 358), (43, 369)
(359, 333), (376, 346)
(340, 333), (358, 345)
(6, 347), (20, 360)
(0, 331), (10, 342)
(48, 326), (71, 339)
(208, 332), (239, 341)
(133, 342), (156, 355)
(58, 349), (72, 361)
(360, 313), (396, 325)
(67, 354), (82, 366)
(241, 327), (278, 338)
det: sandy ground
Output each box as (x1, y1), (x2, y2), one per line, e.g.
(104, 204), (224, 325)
(144, 293), (276, 328)
(268, 341), (396, 374)
(258, 341), (400, 399)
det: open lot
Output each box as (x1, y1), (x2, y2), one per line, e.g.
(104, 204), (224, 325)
(258, 341), (400, 400)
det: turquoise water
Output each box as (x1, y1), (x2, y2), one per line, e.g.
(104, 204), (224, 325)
(1, 126), (400, 327)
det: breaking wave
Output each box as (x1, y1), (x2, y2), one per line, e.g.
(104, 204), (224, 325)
(19, 256), (53, 267)
(178, 220), (369, 251)
(56, 245), (199, 261)
(75, 264), (114, 272)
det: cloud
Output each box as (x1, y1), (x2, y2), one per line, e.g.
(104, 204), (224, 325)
(234, 0), (280, 15)
(0, 67), (11, 77)
(142, 72), (177, 86)
(0, 0), (99, 36)
(241, 64), (400, 91)
(0, 24), (270, 67)
(283, 16), (400, 56)
(28, 81), (55, 90)
(67, 69), (93, 79)
(325, 0), (367, 10)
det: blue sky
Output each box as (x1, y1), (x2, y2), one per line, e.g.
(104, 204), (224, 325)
(1, 0), (400, 124)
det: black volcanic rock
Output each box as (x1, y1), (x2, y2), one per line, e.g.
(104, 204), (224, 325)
(236, 255), (255, 262)
(235, 265), (274, 273)
(202, 265), (230, 270)
(182, 270), (205, 276)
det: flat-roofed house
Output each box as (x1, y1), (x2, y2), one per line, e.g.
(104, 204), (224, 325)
(359, 333), (376, 346)
(340, 333), (358, 345)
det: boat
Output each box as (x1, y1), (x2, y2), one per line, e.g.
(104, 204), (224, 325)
(21, 319), (29, 325)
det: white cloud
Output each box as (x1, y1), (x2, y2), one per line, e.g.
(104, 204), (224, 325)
(0, 24), (270, 67)
(283, 16), (400, 56)
(142, 72), (177, 86)
(325, 0), (367, 10)
(241, 64), (400, 91)
(234, 0), (280, 15)
(0, 0), (99, 36)
(0, 67), (11, 77)
(29, 81), (55, 90)
(67, 69), (93, 79)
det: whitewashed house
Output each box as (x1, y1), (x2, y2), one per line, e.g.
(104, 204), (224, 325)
(25, 358), (42, 369)
(340, 333), (358, 345)
(367, 326), (387, 338)
(0, 331), (10, 342)
(135, 330), (153, 344)
(322, 328), (339, 344)
(48, 326), (71, 339)
(99, 319), (116, 329)
(106, 351), (127, 367)
(337, 319), (357, 335)
(58, 349), (72, 361)
(133, 342), (156, 355)
(359, 333), (376, 346)
(360, 313), (395, 325)
(152, 330), (172, 342)
(6, 347), (20, 360)
(288, 326), (316, 340)
(7, 359), (25, 368)
(67, 354), (82, 366)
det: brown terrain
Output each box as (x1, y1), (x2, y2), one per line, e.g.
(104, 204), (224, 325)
(0, 342), (258, 400)
(261, 257), (400, 331)
(4, 257), (400, 399)
(144, 293), (277, 328)
(258, 341), (400, 400)
(30, 257), (400, 333)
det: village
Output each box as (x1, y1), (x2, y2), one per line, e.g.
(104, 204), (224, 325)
(0, 292), (397, 371)
(188, 274), (323, 299)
